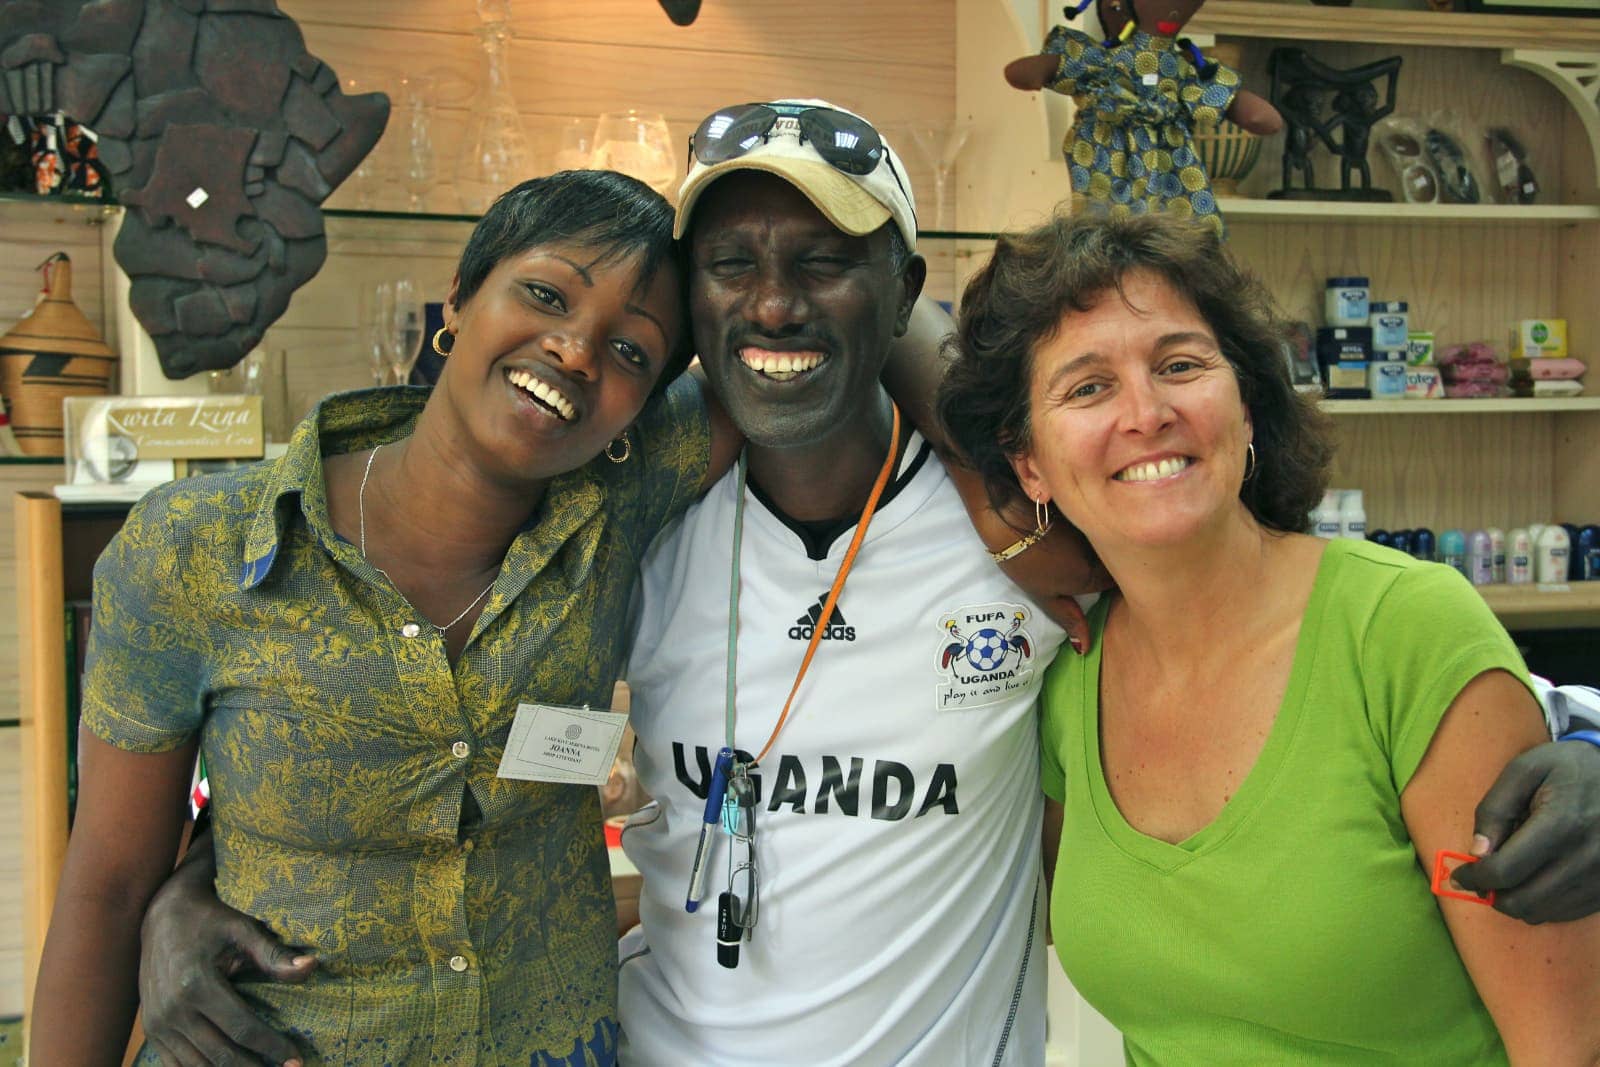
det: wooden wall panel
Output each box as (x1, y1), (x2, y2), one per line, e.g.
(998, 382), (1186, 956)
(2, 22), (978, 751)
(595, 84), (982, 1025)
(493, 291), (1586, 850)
(261, 0), (958, 415)
(297, 26), (949, 124)
(1327, 413), (1555, 533)
(284, 0), (955, 69)
(284, 0), (956, 218)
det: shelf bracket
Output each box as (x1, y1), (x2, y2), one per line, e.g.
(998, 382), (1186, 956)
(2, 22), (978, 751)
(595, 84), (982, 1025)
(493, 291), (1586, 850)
(1502, 49), (1600, 187)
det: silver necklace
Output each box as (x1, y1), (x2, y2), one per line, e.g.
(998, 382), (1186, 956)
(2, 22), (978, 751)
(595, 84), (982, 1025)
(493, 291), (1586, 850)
(358, 443), (497, 632)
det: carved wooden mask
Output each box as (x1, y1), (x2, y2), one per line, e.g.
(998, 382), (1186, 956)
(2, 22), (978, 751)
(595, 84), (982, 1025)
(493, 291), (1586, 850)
(0, 0), (388, 379)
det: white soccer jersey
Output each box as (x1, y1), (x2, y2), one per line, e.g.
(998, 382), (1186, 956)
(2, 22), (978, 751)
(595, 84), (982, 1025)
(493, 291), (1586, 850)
(619, 437), (1067, 1066)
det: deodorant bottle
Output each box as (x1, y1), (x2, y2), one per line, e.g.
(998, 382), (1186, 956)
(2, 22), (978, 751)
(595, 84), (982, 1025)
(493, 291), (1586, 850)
(1507, 528), (1533, 585)
(1466, 530), (1494, 586)
(1440, 529), (1467, 577)
(1313, 490), (1341, 539)
(1411, 528), (1434, 562)
(1486, 527), (1506, 584)
(1339, 490), (1367, 540)
(1535, 525), (1571, 584)
(1579, 525), (1600, 580)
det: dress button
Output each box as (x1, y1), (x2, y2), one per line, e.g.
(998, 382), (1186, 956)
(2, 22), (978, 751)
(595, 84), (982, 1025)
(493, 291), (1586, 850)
(401, 622), (422, 638)
(449, 955), (469, 972)
(452, 741), (471, 759)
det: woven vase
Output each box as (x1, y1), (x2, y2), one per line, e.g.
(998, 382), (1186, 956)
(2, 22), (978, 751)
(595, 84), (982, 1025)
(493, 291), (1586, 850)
(1190, 42), (1262, 197)
(1192, 120), (1263, 195)
(0, 254), (117, 456)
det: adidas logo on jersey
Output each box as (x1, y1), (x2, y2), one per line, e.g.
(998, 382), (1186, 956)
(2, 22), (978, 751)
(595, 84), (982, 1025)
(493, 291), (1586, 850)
(788, 594), (857, 642)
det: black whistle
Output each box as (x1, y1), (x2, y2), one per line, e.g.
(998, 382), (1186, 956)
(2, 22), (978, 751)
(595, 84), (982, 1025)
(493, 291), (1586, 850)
(716, 892), (742, 969)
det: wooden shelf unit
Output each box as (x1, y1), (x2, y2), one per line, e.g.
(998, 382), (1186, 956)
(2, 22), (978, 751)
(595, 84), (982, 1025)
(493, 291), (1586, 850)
(1322, 397), (1600, 414)
(1188, 0), (1600, 49)
(1217, 199), (1600, 224)
(1478, 581), (1600, 631)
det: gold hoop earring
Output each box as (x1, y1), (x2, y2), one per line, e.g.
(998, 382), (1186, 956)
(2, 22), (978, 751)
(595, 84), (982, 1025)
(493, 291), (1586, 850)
(431, 327), (454, 357)
(1035, 496), (1052, 536)
(1244, 441), (1257, 481)
(605, 434), (632, 464)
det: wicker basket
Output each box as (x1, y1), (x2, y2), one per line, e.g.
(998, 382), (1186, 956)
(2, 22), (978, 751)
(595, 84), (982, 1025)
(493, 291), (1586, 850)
(1192, 120), (1263, 196)
(0, 254), (117, 456)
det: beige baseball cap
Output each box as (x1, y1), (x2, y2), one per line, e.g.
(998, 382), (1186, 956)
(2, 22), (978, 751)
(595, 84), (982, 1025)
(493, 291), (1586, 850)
(675, 99), (918, 251)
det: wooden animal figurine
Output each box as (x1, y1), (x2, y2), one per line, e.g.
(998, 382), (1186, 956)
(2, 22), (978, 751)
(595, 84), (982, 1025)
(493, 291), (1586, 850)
(1006, 0), (1282, 233)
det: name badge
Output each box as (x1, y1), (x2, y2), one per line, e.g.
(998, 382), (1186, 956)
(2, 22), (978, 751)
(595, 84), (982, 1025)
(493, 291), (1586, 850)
(497, 702), (626, 786)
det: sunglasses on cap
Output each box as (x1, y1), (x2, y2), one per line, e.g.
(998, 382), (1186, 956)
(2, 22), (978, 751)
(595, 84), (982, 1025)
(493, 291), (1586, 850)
(688, 102), (914, 218)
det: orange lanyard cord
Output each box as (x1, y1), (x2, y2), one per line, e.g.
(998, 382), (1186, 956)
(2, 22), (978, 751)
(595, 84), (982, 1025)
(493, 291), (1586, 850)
(747, 402), (902, 767)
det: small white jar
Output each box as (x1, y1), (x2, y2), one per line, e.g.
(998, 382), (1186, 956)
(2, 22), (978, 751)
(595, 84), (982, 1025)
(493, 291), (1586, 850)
(1369, 301), (1409, 352)
(1325, 276), (1370, 327)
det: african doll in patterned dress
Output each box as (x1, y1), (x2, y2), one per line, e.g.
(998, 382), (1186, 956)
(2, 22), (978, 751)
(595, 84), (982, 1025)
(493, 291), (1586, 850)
(1006, 0), (1281, 234)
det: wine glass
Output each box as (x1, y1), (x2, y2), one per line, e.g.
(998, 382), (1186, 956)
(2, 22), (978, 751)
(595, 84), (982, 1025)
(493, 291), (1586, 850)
(397, 74), (436, 213)
(905, 121), (973, 232)
(591, 110), (676, 196)
(383, 278), (426, 386)
(359, 280), (392, 386)
(551, 115), (596, 171)
(342, 73), (388, 210)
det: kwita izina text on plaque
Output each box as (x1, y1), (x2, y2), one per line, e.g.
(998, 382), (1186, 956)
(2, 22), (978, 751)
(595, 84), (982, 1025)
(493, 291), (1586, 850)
(64, 395), (264, 460)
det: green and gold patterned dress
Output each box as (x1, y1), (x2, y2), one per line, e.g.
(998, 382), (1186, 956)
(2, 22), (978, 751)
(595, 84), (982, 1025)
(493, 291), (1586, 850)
(1044, 25), (1241, 234)
(83, 383), (709, 1066)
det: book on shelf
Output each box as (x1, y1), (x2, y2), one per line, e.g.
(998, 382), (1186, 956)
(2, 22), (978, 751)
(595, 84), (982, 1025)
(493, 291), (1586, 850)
(65, 598), (91, 825)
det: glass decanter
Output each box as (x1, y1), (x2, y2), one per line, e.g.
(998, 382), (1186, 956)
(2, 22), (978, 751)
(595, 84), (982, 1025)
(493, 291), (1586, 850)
(461, 0), (531, 213)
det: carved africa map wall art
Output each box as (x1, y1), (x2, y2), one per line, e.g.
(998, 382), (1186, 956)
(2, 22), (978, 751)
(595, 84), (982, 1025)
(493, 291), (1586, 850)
(0, 0), (389, 378)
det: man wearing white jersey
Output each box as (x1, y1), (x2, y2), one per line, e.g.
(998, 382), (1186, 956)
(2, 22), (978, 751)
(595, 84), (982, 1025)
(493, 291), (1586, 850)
(614, 101), (1064, 1065)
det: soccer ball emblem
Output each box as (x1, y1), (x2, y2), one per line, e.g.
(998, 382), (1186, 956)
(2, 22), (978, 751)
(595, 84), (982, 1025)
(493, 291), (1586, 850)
(965, 628), (1009, 671)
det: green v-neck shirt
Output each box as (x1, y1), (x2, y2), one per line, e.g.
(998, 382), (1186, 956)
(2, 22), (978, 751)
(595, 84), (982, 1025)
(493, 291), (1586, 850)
(1042, 538), (1533, 1065)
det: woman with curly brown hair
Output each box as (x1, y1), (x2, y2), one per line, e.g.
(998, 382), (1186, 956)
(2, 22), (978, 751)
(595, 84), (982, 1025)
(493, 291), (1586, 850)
(939, 212), (1600, 1065)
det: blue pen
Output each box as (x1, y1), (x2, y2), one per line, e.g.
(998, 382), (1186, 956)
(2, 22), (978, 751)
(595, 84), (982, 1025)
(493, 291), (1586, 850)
(686, 746), (735, 913)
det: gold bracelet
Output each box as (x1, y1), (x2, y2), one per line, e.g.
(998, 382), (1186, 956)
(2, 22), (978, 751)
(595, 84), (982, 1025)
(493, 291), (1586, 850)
(989, 528), (1046, 564)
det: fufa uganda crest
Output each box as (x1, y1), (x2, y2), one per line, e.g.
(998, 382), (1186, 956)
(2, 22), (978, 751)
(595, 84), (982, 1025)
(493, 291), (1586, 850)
(935, 602), (1037, 710)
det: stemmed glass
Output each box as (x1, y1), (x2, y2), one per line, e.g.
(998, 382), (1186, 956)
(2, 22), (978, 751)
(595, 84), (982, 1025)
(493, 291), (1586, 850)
(397, 74), (436, 213)
(360, 279), (425, 385)
(905, 121), (973, 232)
(551, 115), (596, 171)
(591, 110), (676, 196)
(342, 73), (388, 210)
(382, 278), (426, 386)
(359, 280), (391, 385)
